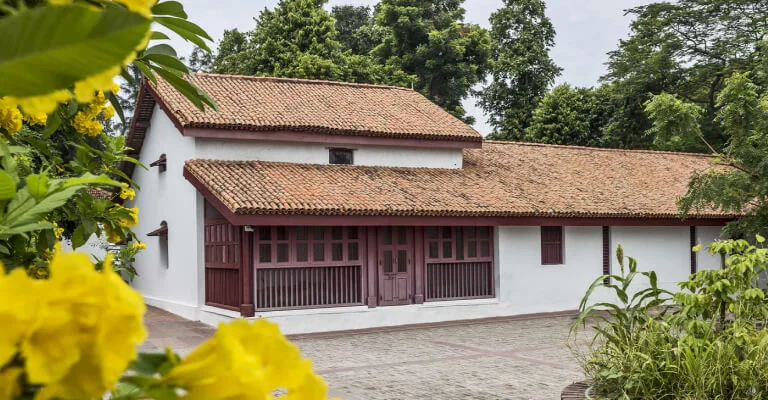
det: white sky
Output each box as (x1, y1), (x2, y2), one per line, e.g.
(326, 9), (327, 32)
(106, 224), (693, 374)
(169, 0), (651, 135)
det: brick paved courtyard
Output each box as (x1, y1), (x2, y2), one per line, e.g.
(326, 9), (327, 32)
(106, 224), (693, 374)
(140, 307), (586, 399)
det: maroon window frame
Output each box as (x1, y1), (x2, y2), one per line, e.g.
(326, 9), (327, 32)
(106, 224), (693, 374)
(690, 226), (697, 274)
(602, 226), (610, 283)
(424, 226), (493, 262)
(254, 226), (362, 268)
(541, 226), (564, 265)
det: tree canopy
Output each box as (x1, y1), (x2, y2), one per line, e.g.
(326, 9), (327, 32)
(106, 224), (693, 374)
(479, 0), (561, 140)
(372, 0), (491, 123)
(210, 0), (489, 123)
(600, 0), (768, 151)
(523, 84), (614, 147)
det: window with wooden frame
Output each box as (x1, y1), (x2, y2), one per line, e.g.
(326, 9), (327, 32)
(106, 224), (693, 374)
(541, 226), (564, 265)
(329, 148), (354, 165)
(424, 226), (493, 262)
(255, 226), (361, 267)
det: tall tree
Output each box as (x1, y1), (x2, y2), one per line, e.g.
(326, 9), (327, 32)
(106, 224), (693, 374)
(646, 72), (768, 236)
(210, 0), (412, 86)
(602, 0), (768, 151)
(210, 29), (248, 74)
(373, 0), (491, 123)
(211, 0), (346, 80)
(523, 84), (615, 147)
(331, 5), (380, 56)
(187, 46), (213, 73)
(479, 0), (561, 140)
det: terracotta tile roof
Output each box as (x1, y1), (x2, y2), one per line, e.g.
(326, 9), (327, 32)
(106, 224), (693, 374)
(86, 187), (114, 200)
(184, 141), (737, 219)
(150, 73), (481, 142)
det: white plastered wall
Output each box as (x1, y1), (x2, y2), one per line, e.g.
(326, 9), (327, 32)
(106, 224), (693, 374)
(198, 225), (728, 335)
(610, 226), (691, 293)
(194, 138), (464, 169)
(128, 105), (203, 320)
(696, 225), (725, 271)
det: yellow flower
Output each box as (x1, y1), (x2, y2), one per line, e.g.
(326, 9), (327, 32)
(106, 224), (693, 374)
(47, 0), (73, 4)
(166, 319), (330, 400)
(52, 222), (64, 240)
(0, 269), (42, 369)
(119, 207), (139, 228)
(110, 82), (120, 95)
(12, 249), (148, 400)
(0, 98), (23, 135)
(6, 90), (71, 115)
(94, 91), (107, 106)
(131, 241), (147, 250)
(114, 0), (157, 19)
(103, 224), (121, 243)
(0, 367), (23, 400)
(23, 111), (47, 126)
(30, 266), (50, 280)
(102, 105), (115, 120)
(120, 187), (135, 200)
(74, 67), (121, 104)
(72, 111), (103, 136)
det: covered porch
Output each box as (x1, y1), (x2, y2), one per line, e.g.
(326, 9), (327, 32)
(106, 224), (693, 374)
(204, 219), (495, 316)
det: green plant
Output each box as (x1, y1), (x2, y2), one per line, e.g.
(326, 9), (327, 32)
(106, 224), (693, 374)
(573, 238), (768, 399)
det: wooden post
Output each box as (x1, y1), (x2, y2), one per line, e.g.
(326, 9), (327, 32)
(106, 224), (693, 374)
(413, 227), (425, 304)
(240, 227), (255, 317)
(366, 227), (378, 307)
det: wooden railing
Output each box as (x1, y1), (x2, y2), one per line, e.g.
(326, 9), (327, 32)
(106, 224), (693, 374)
(425, 262), (494, 301)
(256, 265), (363, 310)
(205, 268), (240, 310)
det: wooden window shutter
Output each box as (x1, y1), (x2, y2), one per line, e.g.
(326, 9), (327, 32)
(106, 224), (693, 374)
(541, 226), (563, 265)
(690, 226), (697, 274)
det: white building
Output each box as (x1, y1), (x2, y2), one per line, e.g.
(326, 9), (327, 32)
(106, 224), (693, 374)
(122, 73), (734, 334)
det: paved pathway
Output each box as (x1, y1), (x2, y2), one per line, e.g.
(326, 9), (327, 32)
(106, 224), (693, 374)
(140, 307), (586, 399)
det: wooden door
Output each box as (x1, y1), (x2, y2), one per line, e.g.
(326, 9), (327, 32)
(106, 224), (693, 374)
(378, 227), (413, 306)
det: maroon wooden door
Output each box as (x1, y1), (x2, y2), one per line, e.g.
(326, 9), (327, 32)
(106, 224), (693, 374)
(378, 227), (413, 306)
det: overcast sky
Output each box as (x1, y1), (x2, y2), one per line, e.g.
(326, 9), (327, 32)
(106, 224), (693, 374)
(170, 0), (650, 135)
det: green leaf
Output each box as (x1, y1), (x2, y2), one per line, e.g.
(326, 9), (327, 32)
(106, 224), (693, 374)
(0, 170), (16, 200)
(143, 53), (189, 74)
(105, 90), (126, 124)
(154, 16), (212, 53)
(692, 243), (702, 252)
(150, 31), (170, 41)
(133, 60), (156, 85)
(25, 174), (49, 200)
(111, 382), (142, 400)
(0, 5), (151, 97)
(67, 98), (79, 117)
(3, 186), (82, 228)
(128, 352), (174, 375)
(62, 173), (121, 189)
(1, 221), (54, 236)
(151, 1), (188, 19)
(143, 44), (177, 57)
(756, 234), (765, 243)
(151, 65), (217, 111)
(71, 223), (87, 249)
(42, 110), (62, 138)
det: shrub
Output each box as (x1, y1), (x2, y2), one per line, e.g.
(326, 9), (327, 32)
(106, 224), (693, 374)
(573, 238), (768, 399)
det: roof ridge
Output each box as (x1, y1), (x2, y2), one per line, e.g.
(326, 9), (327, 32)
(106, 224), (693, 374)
(193, 72), (415, 91)
(482, 140), (714, 158)
(186, 158), (459, 172)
